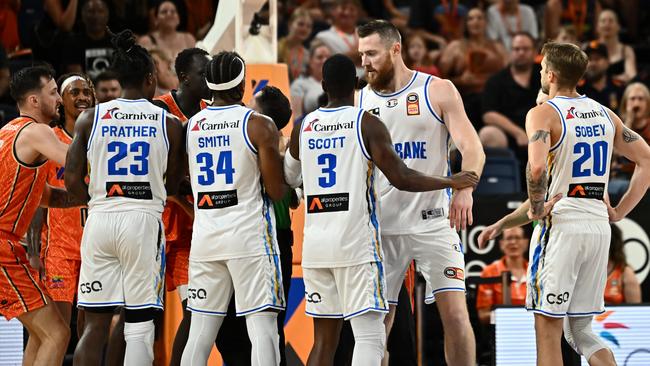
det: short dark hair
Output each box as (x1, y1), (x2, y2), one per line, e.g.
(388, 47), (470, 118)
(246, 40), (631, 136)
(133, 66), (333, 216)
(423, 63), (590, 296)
(357, 19), (401, 45)
(322, 54), (356, 100)
(9, 65), (55, 103)
(256, 86), (291, 130)
(205, 51), (246, 102)
(541, 42), (588, 89)
(109, 29), (155, 88)
(511, 31), (536, 47)
(175, 47), (209, 76)
(94, 69), (119, 85)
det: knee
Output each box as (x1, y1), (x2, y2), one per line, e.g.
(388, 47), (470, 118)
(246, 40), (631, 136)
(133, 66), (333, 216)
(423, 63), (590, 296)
(44, 321), (71, 348)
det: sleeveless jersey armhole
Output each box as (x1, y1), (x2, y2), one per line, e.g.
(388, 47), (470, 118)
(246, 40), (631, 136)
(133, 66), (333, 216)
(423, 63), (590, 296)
(545, 100), (567, 152)
(87, 106), (101, 150)
(355, 109), (371, 160)
(242, 109), (257, 154)
(424, 75), (445, 125)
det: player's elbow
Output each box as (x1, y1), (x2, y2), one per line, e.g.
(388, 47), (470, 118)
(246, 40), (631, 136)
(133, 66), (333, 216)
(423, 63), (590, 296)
(527, 163), (546, 181)
(267, 184), (288, 202)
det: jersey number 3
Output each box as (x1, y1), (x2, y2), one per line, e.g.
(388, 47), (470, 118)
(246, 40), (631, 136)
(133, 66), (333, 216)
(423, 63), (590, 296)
(108, 141), (150, 175)
(318, 153), (337, 188)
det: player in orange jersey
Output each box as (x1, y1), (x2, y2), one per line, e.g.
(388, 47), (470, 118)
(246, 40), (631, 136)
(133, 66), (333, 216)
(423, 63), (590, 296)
(152, 47), (210, 366)
(38, 73), (95, 331)
(1, 65), (85, 365)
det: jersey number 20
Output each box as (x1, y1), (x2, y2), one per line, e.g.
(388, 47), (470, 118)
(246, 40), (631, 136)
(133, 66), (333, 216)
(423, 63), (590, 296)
(572, 141), (608, 177)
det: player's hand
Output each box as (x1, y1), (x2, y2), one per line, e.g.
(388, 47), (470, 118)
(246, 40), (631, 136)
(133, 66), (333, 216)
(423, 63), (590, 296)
(478, 222), (503, 248)
(449, 188), (474, 231)
(604, 195), (623, 222)
(448, 171), (479, 190)
(526, 193), (562, 221)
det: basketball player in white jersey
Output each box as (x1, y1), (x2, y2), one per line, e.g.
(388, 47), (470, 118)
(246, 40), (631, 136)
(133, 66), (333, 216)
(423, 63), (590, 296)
(65, 30), (185, 365)
(181, 51), (288, 366)
(356, 20), (485, 365)
(284, 54), (479, 366)
(479, 42), (650, 365)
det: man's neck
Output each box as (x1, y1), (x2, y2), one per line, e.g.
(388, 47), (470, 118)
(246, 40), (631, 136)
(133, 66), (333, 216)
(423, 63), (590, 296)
(589, 76), (607, 92)
(511, 63), (532, 75)
(326, 96), (354, 109)
(20, 108), (48, 125)
(64, 116), (76, 137)
(211, 96), (242, 107)
(86, 29), (107, 41)
(549, 85), (580, 98)
(375, 63), (412, 94)
(175, 88), (201, 117)
(121, 89), (147, 100)
(505, 256), (524, 270)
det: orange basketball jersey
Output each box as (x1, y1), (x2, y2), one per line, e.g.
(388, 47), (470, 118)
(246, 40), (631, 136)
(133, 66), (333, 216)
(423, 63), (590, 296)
(154, 92), (201, 243)
(0, 117), (48, 239)
(41, 127), (85, 260)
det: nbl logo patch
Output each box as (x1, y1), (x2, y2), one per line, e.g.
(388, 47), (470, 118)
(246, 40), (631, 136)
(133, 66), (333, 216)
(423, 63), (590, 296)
(567, 183), (605, 199)
(307, 193), (349, 214)
(406, 93), (420, 116)
(444, 267), (465, 281)
(197, 190), (238, 209)
(105, 182), (153, 199)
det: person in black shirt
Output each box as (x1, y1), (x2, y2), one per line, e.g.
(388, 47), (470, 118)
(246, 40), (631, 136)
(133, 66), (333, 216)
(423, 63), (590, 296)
(577, 41), (625, 112)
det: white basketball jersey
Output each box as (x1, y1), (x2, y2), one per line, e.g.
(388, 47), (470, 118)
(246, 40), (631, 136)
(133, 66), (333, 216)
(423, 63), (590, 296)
(545, 96), (615, 219)
(186, 105), (278, 262)
(359, 71), (451, 235)
(87, 98), (169, 215)
(300, 106), (381, 268)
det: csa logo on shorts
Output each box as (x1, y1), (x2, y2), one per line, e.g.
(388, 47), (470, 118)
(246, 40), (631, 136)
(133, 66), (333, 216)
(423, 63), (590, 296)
(305, 292), (322, 303)
(444, 267), (464, 281)
(406, 93), (420, 116)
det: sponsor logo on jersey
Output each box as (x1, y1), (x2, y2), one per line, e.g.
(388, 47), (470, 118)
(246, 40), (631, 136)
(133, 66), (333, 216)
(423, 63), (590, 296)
(444, 266), (465, 281)
(50, 276), (64, 289)
(101, 107), (159, 121)
(546, 291), (570, 304)
(386, 99), (398, 108)
(566, 106), (605, 120)
(421, 208), (444, 220)
(406, 92), (420, 116)
(303, 119), (353, 133)
(191, 117), (239, 131)
(567, 182), (605, 199)
(197, 189), (238, 209)
(369, 107), (380, 116)
(306, 193), (350, 213)
(105, 182), (153, 200)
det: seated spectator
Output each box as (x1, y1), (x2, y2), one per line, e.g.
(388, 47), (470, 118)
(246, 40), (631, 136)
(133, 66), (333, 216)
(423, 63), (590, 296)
(61, 0), (113, 79)
(149, 47), (179, 96)
(476, 227), (529, 324)
(31, 0), (79, 73)
(595, 9), (637, 83)
(290, 41), (331, 121)
(604, 224), (641, 305)
(94, 70), (122, 103)
(482, 32), (540, 152)
(0, 0), (20, 52)
(0, 45), (17, 126)
(479, 125), (509, 149)
(439, 7), (507, 124)
(554, 24), (579, 45)
(138, 0), (196, 63)
(545, 0), (601, 42)
(486, 0), (538, 51)
(314, 0), (361, 72)
(278, 8), (313, 82)
(577, 41), (624, 112)
(404, 31), (440, 76)
(408, 0), (467, 46)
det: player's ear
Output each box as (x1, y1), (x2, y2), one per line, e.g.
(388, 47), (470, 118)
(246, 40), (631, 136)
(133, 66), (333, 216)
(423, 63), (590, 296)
(392, 42), (401, 56)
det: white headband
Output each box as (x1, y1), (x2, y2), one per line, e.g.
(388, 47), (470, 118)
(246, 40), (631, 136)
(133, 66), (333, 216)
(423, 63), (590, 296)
(60, 75), (85, 94)
(205, 57), (245, 91)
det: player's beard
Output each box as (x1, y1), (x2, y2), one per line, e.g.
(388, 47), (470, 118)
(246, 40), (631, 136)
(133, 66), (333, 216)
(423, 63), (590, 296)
(365, 56), (395, 92)
(541, 78), (550, 95)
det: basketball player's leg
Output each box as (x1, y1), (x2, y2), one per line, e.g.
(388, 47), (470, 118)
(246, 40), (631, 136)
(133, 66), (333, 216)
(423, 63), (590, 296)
(379, 234), (412, 364)
(535, 314), (564, 366)
(413, 228), (474, 366)
(229, 254), (285, 365)
(74, 307), (115, 366)
(167, 242), (191, 366)
(563, 316), (616, 366)
(19, 303), (71, 366)
(182, 258), (233, 364)
(308, 318), (344, 366)
(105, 308), (125, 366)
(170, 294), (190, 366)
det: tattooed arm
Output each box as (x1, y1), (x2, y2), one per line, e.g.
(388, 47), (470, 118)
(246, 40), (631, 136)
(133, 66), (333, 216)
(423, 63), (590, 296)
(606, 108), (650, 221)
(525, 105), (556, 219)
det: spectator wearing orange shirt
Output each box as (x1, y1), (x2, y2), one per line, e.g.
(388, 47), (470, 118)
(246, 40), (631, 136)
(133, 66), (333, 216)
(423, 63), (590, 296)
(477, 226), (528, 324)
(604, 225), (641, 305)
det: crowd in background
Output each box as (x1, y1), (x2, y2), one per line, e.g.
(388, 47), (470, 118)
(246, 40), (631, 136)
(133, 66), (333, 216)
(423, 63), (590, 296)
(0, 1), (648, 364)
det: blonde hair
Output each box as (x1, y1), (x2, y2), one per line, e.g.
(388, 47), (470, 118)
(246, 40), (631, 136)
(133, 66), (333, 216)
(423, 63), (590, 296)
(620, 82), (650, 124)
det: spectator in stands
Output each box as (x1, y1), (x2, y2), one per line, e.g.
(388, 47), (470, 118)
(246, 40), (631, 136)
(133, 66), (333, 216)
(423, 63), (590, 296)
(621, 82), (650, 143)
(149, 47), (179, 96)
(94, 70), (122, 103)
(407, 0), (467, 46)
(482, 32), (540, 152)
(61, 0), (113, 79)
(476, 227), (529, 324)
(278, 8), (313, 82)
(404, 31), (440, 76)
(439, 7), (507, 125)
(290, 41), (331, 121)
(314, 0), (361, 71)
(486, 0), (538, 51)
(595, 9), (637, 83)
(599, 0), (639, 42)
(545, 0), (601, 42)
(479, 125), (509, 149)
(0, 45), (17, 126)
(577, 41), (624, 112)
(554, 24), (579, 45)
(32, 0), (79, 73)
(138, 0), (196, 63)
(1, 0), (20, 52)
(604, 225), (641, 304)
